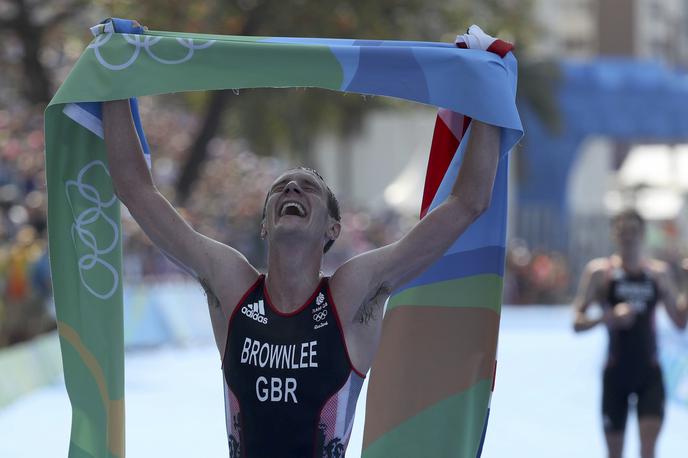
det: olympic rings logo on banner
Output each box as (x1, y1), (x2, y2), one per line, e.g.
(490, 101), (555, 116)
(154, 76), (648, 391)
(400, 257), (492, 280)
(313, 310), (328, 322)
(65, 160), (119, 300)
(87, 32), (215, 71)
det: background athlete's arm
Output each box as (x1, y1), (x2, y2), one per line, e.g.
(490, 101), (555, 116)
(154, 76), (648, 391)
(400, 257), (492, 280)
(572, 260), (611, 332)
(653, 262), (688, 330)
(102, 100), (258, 302)
(332, 120), (500, 318)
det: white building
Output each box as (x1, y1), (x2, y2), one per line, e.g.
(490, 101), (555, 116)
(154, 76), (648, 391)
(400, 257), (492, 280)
(531, 0), (598, 58)
(532, 0), (688, 65)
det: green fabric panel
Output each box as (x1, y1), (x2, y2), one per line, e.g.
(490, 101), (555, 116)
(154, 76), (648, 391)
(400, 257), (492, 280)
(387, 275), (503, 314)
(46, 110), (125, 400)
(149, 30), (268, 42)
(67, 442), (113, 458)
(47, 109), (124, 457)
(61, 347), (108, 457)
(362, 380), (492, 458)
(50, 32), (343, 105)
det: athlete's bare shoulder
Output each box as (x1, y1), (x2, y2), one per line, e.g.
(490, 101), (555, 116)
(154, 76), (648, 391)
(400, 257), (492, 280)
(209, 253), (261, 310)
(204, 254), (260, 358)
(576, 257), (613, 300)
(586, 257), (612, 277)
(645, 258), (670, 275)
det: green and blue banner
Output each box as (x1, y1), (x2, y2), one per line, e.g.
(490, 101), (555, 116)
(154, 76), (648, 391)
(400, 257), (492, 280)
(45, 18), (521, 457)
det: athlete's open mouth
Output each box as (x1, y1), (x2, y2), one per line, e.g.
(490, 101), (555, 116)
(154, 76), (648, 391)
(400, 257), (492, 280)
(279, 201), (306, 217)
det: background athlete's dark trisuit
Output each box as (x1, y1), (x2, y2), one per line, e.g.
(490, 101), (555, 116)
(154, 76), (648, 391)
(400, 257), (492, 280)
(603, 268), (665, 432)
(222, 275), (365, 458)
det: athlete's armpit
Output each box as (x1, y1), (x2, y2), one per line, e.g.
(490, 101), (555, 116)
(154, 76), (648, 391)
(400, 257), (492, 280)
(354, 284), (391, 324)
(200, 278), (221, 309)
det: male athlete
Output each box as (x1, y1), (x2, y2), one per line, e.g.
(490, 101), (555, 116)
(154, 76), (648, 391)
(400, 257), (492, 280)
(103, 25), (507, 458)
(573, 209), (688, 458)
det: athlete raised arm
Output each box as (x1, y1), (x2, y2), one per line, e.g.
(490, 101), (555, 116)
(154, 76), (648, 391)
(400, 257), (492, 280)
(103, 100), (260, 352)
(329, 119), (500, 371)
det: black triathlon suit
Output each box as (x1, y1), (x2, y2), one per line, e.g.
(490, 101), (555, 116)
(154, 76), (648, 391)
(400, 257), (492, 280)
(222, 275), (366, 458)
(602, 267), (665, 432)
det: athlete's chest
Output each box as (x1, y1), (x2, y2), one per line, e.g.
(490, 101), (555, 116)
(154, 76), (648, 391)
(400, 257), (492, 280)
(225, 285), (349, 405)
(608, 276), (658, 314)
(235, 290), (335, 340)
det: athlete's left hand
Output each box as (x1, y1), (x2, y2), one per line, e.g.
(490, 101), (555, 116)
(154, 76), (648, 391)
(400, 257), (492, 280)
(609, 302), (636, 329)
(454, 25), (514, 57)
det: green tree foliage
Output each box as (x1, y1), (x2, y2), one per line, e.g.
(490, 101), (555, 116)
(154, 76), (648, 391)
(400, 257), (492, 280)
(1, 0), (555, 200)
(0, 0), (91, 104)
(95, 0), (475, 201)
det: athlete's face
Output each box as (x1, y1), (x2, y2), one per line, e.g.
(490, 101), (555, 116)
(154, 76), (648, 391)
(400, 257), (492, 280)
(612, 215), (644, 250)
(262, 170), (340, 250)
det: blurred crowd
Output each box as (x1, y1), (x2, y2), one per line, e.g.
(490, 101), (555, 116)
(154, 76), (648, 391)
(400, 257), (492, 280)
(0, 107), (54, 347)
(503, 239), (571, 305)
(504, 223), (688, 304)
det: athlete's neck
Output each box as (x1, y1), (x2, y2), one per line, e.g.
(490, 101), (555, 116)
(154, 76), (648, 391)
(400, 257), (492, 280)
(265, 241), (323, 313)
(614, 249), (643, 274)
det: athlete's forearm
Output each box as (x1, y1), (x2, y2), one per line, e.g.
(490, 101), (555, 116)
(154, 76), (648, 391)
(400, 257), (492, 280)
(450, 120), (500, 215)
(103, 100), (156, 203)
(573, 296), (613, 332)
(573, 312), (604, 333)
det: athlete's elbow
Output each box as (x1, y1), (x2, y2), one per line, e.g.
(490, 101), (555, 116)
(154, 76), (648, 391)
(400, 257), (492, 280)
(461, 195), (491, 222)
(572, 313), (589, 333)
(110, 180), (126, 200)
(114, 180), (156, 208)
(474, 198), (491, 218)
(572, 319), (581, 333)
(572, 322), (585, 333)
(112, 181), (136, 205)
(677, 317), (687, 330)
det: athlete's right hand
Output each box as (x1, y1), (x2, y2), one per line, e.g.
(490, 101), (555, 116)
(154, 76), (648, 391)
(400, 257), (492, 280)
(131, 20), (148, 31)
(604, 302), (636, 329)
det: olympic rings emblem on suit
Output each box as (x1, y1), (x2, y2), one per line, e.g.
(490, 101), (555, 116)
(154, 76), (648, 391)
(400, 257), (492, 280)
(313, 310), (328, 322)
